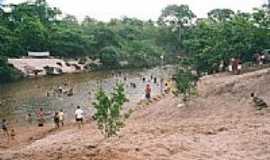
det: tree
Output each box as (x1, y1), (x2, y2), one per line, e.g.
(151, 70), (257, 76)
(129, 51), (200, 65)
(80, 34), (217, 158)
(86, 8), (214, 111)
(92, 27), (120, 53)
(159, 4), (196, 26)
(0, 56), (22, 83)
(175, 65), (197, 102)
(15, 16), (48, 53)
(0, 26), (17, 56)
(252, 6), (270, 28)
(9, 0), (60, 28)
(99, 46), (121, 68)
(93, 83), (127, 138)
(208, 9), (235, 22)
(182, 8), (270, 74)
(158, 4), (196, 53)
(48, 24), (93, 57)
(62, 14), (79, 26)
(82, 16), (97, 26)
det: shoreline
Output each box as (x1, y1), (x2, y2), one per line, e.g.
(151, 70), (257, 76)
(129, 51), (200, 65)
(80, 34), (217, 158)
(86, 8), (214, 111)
(0, 94), (165, 151)
(5, 56), (174, 84)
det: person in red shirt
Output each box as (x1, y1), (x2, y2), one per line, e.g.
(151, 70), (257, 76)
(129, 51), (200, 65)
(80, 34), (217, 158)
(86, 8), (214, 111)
(145, 84), (151, 100)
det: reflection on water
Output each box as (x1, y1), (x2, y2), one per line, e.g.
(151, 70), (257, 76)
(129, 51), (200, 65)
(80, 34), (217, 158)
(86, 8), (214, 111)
(0, 66), (175, 125)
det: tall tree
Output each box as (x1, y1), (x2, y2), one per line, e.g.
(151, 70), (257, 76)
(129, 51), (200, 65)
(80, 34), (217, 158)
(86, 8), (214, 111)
(158, 4), (196, 53)
(208, 9), (235, 22)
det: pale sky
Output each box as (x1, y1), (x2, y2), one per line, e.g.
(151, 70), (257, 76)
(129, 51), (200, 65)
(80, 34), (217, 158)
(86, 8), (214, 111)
(3, 0), (268, 21)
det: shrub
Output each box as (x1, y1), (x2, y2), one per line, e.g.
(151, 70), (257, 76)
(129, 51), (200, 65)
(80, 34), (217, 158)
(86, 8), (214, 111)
(93, 83), (127, 137)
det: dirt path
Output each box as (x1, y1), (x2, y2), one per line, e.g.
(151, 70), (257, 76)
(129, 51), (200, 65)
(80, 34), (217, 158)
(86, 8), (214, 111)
(2, 68), (270, 160)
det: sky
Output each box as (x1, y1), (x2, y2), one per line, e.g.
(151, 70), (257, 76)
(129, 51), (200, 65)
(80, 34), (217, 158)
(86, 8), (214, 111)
(3, 0), (268, 21)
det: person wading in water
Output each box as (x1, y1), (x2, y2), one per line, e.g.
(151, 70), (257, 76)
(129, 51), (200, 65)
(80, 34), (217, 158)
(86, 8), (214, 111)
(145, 84), (152, 100)
(75, 106), (84, 129)
(37, 108), (45, 127)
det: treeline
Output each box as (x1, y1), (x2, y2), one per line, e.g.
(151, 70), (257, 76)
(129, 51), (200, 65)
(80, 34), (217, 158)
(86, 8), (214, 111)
(0, 0), (270, 83)
(183, 7), (270, 73)
(0, 1), (166, 67)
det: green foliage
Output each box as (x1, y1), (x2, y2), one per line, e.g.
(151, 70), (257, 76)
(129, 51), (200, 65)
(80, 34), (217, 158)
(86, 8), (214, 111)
(0, 0), (270, 83)
(99, 46), (120, 68)
(175, 65), (197, 102)
(158, 4), (196, 53)
(93, 83), (127, 138)
(159, 4), (196, 26)
(16, 16), (48, 52)
(0, 56), (22, 83)
(183, 6), (270, 74)
(208, 9), (235, 22)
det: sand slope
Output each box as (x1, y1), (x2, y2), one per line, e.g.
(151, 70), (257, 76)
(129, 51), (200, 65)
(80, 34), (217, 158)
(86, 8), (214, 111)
(1, 68), (270, 160)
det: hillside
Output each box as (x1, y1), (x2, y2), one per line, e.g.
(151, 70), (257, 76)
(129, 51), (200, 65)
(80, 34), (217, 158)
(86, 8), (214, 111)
(1, 68), (270, 160)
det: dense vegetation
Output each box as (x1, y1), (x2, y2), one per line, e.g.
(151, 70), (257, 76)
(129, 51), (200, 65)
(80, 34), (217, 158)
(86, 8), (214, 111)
(0, 0), (270, 83)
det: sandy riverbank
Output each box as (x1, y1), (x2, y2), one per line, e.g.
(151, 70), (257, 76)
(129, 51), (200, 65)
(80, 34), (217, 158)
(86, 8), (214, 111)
(1, 68), (270, 160)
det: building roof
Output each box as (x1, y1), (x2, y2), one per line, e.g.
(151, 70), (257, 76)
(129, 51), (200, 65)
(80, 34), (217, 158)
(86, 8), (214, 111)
(28, 51), (50, 57)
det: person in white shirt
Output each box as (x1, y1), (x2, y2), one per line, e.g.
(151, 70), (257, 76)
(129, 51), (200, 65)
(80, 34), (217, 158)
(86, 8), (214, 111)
(75, 106), (84, 128)
(59, 109), (64, 127)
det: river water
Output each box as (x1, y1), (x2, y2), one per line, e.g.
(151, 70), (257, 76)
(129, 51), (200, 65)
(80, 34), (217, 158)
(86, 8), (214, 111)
(0, 66), (175, 126)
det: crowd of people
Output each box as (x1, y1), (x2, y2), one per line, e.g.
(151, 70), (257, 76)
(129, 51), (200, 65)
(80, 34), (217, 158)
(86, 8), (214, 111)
(1, 105), (86, 142)
(47, 83), (74, 97)
(228, 58), (242, 75)
(218, 52), (268, 75)
(5, 72), (172, 139)
(1, 72), (175, 143)
(142, 75), (174, 101)
(2, 66), (268, 145)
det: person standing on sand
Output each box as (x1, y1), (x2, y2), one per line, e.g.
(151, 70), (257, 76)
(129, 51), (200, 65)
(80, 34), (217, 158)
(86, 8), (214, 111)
(145, 84), (152, 100)
(37, 108), (45, 127)
(26, 113), (32, 125)
(255, 52), (262, 65)
(59, 109), (64, 127)
(75, 106), (84, 129)
(235, 58), (241, 75)
(228, 58), (233, 72)
(160, 78), (164, 95)
(54, 112), (60, 128)
(232, 58), (237, 74)
(164, 82), (170, 94)
(1, 119), (9, 137)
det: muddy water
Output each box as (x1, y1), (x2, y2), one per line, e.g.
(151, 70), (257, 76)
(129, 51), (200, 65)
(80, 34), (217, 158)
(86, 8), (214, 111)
(0, 66), (175, 125)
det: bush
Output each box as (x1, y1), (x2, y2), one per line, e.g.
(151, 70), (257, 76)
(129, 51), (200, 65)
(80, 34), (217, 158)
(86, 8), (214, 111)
(99, 46), (121, 68)
(0, 57), (22, 83)
(174, 66), (198, 102)
(93, 83), (127, 137)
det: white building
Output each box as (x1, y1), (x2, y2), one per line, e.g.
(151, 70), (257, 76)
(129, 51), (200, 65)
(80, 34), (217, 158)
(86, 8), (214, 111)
(28, 51), (50, 57)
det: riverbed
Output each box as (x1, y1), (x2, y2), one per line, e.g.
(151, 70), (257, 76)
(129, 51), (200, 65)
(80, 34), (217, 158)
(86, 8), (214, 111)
(0, 66), (175, 126)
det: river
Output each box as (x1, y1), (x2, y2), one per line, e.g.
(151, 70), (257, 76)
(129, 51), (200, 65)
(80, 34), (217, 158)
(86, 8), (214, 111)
(0, 66), (176, 126)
